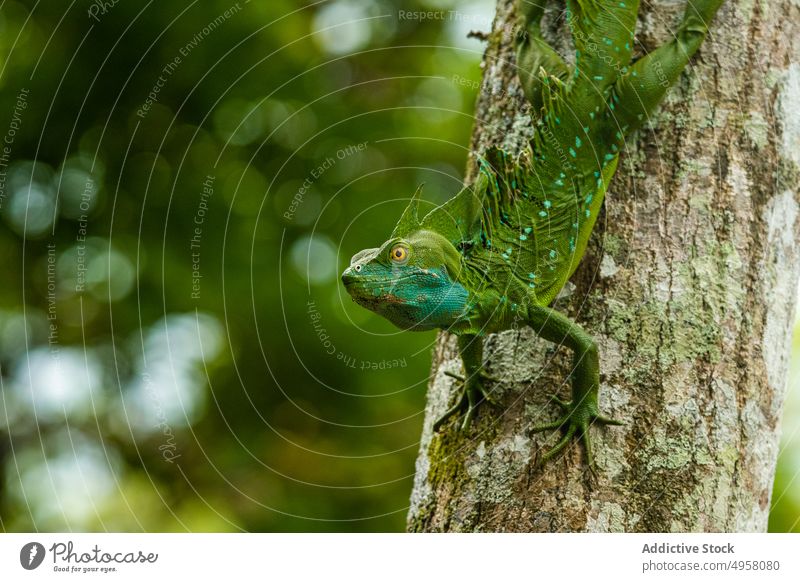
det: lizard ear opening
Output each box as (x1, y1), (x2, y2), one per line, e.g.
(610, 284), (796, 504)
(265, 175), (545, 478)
(391, 183), (424, 238)
(419, 173), (486, 249)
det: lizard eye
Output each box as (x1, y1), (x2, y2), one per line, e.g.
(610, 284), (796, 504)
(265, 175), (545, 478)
(390, 244), (409, 264)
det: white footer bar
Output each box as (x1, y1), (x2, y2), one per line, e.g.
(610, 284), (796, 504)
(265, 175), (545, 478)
(1, 533), (797, 581)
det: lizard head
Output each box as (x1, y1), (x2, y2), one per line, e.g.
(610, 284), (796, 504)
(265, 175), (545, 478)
(342, 187), (471, 331)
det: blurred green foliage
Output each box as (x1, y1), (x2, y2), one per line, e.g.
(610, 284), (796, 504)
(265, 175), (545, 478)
(769, 315), (800, 533)
(0, 0), (495, 532)
(0, 0), (797, 532)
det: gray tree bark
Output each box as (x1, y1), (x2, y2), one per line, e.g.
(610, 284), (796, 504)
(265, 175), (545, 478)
(407, 0), (800, 532)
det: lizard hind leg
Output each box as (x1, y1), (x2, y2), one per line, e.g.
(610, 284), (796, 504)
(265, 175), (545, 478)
(515, 0), (570, 113)
(567, 0), (641, 94)
(611, 0), (726, 136)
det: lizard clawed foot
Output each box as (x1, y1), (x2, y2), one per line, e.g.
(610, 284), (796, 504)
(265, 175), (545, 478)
(433, 370), (501, 432)
(529, 398), (624, 468)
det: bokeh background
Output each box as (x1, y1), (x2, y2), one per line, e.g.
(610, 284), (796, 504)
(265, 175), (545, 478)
(0, 0), (797, 532)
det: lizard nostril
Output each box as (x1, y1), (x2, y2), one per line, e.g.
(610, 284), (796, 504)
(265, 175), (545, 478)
(355, 265), (361, 272)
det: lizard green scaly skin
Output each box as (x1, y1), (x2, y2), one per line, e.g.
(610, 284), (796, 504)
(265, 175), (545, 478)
(342, 0), (725, 467)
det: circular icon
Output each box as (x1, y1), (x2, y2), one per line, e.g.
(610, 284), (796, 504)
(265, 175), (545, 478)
(19, 542), (46, 570)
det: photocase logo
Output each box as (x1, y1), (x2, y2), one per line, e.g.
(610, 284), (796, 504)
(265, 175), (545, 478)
(19, 542), (46, 570)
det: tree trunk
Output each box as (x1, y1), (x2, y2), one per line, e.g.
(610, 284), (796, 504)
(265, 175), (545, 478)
(407, 0), (800, 532)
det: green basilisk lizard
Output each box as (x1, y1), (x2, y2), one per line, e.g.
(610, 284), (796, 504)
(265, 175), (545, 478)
(342, 0), (725, 466)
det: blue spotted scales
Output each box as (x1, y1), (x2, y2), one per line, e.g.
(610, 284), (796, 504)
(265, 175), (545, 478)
(342, 0), (725, 467)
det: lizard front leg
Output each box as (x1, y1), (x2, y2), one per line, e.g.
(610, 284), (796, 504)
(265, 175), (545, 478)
(526, 304), (622, 467)
(433, 334), (499, 432)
